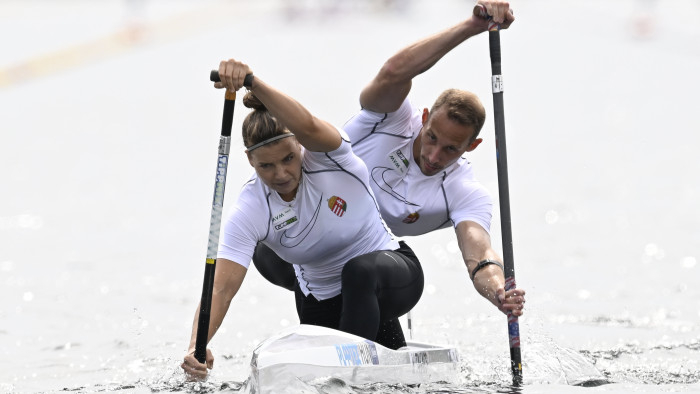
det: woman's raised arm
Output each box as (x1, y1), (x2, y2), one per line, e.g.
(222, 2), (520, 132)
(215, 58), (341, 152)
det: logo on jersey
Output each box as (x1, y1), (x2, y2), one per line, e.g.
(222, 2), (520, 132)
(402, 212), (420, 224)
(388, 149), (410, 175)
(328, 196), (347, 217)
(395, 150), (409, 167)
(272, 207), (298, 231)
(275, 216), (298, 231)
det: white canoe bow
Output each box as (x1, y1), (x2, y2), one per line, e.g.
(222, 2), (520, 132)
(248, 324), (459, 392)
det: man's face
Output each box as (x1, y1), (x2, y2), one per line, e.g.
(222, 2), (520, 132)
(416, 108), (480, 176)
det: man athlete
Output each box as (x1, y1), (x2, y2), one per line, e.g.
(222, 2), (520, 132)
(342, 0), (525, 318)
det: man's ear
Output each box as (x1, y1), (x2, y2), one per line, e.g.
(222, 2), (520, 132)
(466, 138), (483, 152)
(421, 108), (429, 124)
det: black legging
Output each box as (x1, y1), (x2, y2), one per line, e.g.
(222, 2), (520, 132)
(253, 242), (298, 292)
(253, 241), (424, 350)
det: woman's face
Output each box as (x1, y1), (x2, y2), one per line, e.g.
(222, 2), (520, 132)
(247, 137), (303, 202)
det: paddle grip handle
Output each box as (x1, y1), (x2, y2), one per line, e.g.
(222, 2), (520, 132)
(210, 70), (254, 88)
(473, 4), (502, 32)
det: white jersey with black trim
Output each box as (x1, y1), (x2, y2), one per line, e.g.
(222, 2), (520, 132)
(218, 129), (399, 300)
(343, 98), (493, 237)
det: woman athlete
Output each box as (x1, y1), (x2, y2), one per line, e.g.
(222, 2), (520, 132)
(181, 59), (424, 380)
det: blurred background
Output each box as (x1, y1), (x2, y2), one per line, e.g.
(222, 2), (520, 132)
(1, 0), (699, 393)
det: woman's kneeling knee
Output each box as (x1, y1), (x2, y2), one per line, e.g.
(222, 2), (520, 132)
(341, 257), (377, 289)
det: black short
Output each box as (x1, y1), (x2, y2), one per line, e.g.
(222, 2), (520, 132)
(254, 241), (424, 349)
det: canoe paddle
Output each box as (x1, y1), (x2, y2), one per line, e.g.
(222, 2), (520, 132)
(474, 4), (523, 386)
(193, 71), (236, 364)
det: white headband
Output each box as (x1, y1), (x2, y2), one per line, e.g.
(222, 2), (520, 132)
(246, 133), (295, 152)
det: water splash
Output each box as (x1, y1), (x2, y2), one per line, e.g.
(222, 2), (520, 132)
(56, 365), (247, 393)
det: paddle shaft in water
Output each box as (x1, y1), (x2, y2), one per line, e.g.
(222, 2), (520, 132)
(194, 72), (235, 364)
(474, 4), (523, 385)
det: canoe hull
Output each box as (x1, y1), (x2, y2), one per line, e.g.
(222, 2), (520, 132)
(248, 324), (460, 393)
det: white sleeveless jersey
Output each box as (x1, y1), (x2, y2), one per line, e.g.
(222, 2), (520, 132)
(218, 129), (398, 300)
(343, 98), (492, 237)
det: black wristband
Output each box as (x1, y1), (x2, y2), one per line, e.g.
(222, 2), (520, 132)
(243, 74), (254, 89)
(470, 259), (504, 281)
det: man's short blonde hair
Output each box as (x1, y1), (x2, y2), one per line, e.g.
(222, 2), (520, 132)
(430, 89), (486, 142)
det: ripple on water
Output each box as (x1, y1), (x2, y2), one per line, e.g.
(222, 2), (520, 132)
(583, 339), (700, 385)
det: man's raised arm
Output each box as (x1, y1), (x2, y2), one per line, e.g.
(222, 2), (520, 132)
(359, 0), (514, 113)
